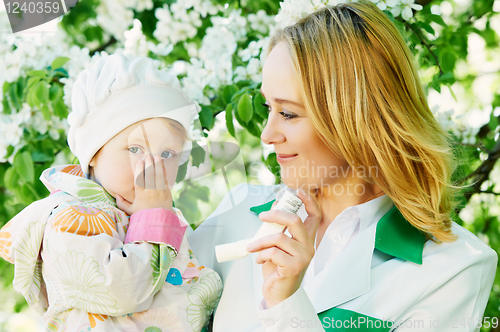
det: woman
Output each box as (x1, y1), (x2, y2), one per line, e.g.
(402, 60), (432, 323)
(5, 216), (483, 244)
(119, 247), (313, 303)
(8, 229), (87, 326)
(190, 2), (497, 331)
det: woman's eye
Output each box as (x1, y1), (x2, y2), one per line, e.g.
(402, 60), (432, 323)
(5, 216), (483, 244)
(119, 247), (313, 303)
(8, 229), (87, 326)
(128, 147), (142, 154)
(161, 151), (175, 159)
(279, 111), (298, 120)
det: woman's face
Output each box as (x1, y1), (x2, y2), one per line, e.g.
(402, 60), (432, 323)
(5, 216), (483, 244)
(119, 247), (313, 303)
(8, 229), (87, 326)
(260, 42), (351, 192)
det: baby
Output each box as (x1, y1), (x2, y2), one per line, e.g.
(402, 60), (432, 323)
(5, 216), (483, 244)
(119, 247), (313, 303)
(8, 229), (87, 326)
(0, 54), (222, 331)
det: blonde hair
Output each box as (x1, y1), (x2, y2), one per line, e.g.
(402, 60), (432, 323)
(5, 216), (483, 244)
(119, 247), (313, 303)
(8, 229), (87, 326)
(269, 1), (457, 242)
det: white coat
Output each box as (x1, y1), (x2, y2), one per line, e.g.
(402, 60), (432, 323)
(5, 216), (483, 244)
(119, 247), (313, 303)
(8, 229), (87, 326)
(190, 184), (497, 332)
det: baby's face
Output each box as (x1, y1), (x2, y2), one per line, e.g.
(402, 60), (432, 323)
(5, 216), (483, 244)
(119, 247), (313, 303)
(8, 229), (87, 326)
(89, 118), (185, 204)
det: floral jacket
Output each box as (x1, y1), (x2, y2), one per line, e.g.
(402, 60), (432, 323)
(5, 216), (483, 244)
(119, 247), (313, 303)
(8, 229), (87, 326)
(0, 164), (222, 332)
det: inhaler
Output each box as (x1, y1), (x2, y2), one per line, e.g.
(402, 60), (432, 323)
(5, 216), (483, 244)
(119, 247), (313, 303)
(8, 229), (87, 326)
(215, 189), (304, 263)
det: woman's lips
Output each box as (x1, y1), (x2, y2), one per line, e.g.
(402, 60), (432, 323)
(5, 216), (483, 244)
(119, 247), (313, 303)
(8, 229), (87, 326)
(276, 154), (298, 164)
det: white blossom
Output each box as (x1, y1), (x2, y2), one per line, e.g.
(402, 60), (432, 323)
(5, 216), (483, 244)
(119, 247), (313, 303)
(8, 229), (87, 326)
(248, 10), (274, 34)
(124, 19), (149, 57)
(239, 41), (262, 62)
(148, 42), (174, 56)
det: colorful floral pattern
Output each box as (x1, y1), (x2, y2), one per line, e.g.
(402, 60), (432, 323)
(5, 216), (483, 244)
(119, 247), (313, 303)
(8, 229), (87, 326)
(54, 250), (118, 315)
(122, 307), (184, 332)
(87, 312), (108, 328)
(61, 165), (85, 178)
(13, 221), (44, 305)
(51, 204), (116, 237)
(186, 272), (223, 331)
(0, 229), (12, 263)
(1, 164), (222, 331)
(76, 179), (116, 206)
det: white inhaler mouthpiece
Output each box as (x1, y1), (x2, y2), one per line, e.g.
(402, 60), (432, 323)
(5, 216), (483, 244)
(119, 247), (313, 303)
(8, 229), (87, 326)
(215, 189), (303, 263)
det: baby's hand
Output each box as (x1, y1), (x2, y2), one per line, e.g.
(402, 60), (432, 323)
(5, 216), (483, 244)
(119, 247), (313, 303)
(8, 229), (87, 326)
(116, 155), (173, 215)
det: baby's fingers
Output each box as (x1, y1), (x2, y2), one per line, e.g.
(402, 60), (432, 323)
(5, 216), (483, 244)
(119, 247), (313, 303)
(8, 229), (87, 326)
(144, 154), (155, 189)
(154, 156), (166, 190)
(134, 159), (145, 189)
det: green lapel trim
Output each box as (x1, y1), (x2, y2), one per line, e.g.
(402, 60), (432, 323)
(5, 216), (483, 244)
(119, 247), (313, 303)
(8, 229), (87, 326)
(249, 199), (275, 214)
(318, 307), (392, 331)
(374, 205), (425, 265)
(249, 200), (425, 264)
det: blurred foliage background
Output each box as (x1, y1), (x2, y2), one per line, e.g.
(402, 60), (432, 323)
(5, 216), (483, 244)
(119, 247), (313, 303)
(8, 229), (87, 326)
(1, 0), (500, 330)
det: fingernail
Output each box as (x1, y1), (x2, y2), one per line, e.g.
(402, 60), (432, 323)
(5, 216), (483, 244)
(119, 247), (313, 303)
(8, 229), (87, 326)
(246, 243), (254, 251)
(154, 156), (161, 162)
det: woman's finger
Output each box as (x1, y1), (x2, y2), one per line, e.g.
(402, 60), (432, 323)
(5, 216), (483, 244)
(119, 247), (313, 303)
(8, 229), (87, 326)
(296, 188), (322, 242)
(259, 210), (310, 246)
(246, 232), (300, 256)
(255, 246), (292, 266)
(144, 154), (155, 189)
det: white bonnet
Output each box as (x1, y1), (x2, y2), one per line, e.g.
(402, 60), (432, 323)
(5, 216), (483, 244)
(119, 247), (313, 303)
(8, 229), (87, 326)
(67, 53), (199, 175)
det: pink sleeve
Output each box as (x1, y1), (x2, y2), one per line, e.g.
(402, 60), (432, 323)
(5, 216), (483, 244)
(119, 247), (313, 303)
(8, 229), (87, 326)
(124, 208), (187, 253)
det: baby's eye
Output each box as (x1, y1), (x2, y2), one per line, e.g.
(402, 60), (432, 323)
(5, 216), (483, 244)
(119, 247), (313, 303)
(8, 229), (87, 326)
(161, 151), (175, 159)
(128, 147), (142, 154)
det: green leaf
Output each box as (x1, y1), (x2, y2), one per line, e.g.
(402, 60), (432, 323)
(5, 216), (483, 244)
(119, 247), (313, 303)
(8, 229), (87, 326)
(493, 94), (500, 109)
(35, 81), (49, 107)
(27, 70), (46, 78)
(49, 84), (61, 101)
(51, 57), (70, 71)
(3, 81), (9, 94)
(237, 93), (253, 123)
(191, 141), (206, 168)
(22, 183), (39, 202)
(265, 152), (280, 183)
(436, 72), (455, 85)
(2, 96), (11, 114)
(418, 22), (435, 36)
(4, 167), (19, 190)
(428, 14), (446, 27)
(246, 120), (262, 138)
(440, 50), (457, 73)
(14, 151), (34, 183)
(27, 76), (42, 90)
(9, 83), (21, 110)
(253, 92), (268, 119)
(223, 84), (239, 104)
(32, 151), (53, 162)
(199, 105), (214, 129)
(41, 104), (51, 121)
(225, 103), (236, 138)
(53, 99), (68, 119)
(176, 161), (188, 183)
(193, 185), (210, 202)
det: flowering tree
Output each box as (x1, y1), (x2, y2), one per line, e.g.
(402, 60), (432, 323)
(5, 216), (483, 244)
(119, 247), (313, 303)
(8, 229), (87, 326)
(1, 0), (500, 329)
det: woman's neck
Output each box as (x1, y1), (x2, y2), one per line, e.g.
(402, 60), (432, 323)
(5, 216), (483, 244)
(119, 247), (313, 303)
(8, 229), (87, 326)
(313, 180), (385, 248)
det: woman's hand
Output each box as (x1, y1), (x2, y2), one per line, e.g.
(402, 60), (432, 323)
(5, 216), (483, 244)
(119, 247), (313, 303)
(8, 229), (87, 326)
(246, 189), (322, 308)
(116, 154), (173, 215)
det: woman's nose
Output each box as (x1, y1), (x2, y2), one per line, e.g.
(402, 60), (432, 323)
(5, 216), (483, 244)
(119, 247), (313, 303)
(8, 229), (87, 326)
(261, 114), (285, 145)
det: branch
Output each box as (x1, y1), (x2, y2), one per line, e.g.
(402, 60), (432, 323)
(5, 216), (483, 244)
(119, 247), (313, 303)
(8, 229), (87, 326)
(456, 139), (500, 203)
(404, 21), (444, 76)
(90, 36), (117, 56)
(457, 142), (490, 154)
(415, 0), (433, 6)
(478, 190), (500, 196)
